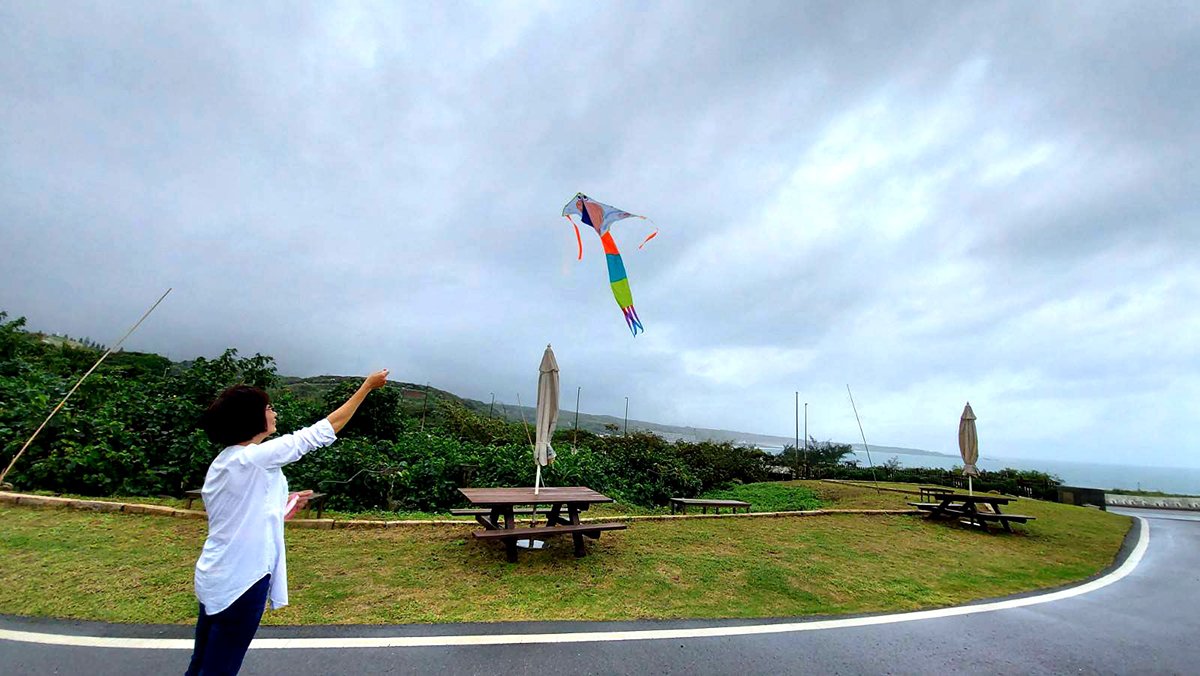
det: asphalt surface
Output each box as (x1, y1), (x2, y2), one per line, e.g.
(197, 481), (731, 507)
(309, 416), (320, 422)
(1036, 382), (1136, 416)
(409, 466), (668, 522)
(1, 507), (1196, 675)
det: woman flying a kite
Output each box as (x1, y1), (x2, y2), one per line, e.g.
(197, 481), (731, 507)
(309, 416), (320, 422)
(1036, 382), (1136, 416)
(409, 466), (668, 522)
(562, 193), (657, 336)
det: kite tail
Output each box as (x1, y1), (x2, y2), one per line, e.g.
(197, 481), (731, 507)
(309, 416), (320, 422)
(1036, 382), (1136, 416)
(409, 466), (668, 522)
(623, 305), (644, 336)
(565, 215), (583, 260)
(601, 231), (644, 336)
(637, 217), (659, 250)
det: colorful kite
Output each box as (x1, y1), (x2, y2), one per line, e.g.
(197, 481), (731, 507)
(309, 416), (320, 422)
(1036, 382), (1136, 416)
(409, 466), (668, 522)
(562, 193), (657, 336)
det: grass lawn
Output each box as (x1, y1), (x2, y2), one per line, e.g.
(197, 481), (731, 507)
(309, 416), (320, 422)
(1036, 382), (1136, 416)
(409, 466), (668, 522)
(0, 481), (1130, 625)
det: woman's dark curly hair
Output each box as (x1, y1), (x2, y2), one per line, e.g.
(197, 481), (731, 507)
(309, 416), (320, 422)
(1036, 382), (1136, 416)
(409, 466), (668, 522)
(200, 385), (271, 446)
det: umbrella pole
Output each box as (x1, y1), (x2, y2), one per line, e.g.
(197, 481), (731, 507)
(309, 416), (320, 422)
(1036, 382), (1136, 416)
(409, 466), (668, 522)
(968, 476), (973, 496)
(535, 465), (541, 495)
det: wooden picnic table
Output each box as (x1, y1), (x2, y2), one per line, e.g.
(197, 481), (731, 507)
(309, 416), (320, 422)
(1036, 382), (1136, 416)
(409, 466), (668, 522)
(907, 493), (1036, 532)
(458, 487), (626, 562)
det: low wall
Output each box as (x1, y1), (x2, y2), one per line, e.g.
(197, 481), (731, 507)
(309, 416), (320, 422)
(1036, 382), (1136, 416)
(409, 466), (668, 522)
(1105, 494), (1200, 511)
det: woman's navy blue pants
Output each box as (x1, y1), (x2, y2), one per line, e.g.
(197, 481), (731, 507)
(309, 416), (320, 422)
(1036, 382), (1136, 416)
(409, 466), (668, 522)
(184, 574), (271, 676)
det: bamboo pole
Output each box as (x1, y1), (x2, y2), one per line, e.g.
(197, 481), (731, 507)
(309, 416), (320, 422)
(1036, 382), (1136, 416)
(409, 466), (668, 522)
(1, 288), (172, 488)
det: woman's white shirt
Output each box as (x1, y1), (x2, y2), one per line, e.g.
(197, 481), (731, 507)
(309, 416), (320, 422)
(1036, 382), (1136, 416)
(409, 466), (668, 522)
(193, 419), (336, 615)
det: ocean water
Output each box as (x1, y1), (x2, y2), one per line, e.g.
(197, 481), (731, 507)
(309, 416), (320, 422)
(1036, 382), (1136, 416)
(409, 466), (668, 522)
(848, 450), (1200, 496)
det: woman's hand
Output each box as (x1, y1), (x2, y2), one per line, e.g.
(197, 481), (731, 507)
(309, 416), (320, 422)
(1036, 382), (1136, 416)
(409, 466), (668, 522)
(362, 369), (389, 391)
(284, 490), (314, 521)
(327, 368), (390, 433)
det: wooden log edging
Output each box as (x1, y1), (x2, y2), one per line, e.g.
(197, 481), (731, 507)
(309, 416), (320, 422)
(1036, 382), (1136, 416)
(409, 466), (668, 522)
(0, 490), (920, 529)
(0, 491), (207, 518)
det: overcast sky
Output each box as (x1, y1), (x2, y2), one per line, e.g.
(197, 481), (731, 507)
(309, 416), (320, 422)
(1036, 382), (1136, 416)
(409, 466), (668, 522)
(2, 1), (1197, 469)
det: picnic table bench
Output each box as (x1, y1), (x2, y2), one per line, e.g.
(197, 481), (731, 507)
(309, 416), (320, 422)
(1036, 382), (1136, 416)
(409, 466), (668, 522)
(184, 489), (329, 519)
(473, 522), (628, 556)
(669, 498), (751, 515)
(459, 487), (627, 562)
(908, 493), (1036, 532)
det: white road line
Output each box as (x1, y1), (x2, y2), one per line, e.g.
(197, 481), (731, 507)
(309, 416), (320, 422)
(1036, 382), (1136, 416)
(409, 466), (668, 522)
(0, 517), (1150, 651)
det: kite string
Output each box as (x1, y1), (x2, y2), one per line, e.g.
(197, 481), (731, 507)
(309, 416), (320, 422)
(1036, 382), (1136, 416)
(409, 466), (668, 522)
(317, 465), (403, 487)
(846, 384), (880, 493)
(515, 393), (535, 449)
(515, 393), (540, 525)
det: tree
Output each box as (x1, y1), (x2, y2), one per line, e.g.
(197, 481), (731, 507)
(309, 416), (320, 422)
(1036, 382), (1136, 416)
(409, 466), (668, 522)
(770, 437), (854, 478)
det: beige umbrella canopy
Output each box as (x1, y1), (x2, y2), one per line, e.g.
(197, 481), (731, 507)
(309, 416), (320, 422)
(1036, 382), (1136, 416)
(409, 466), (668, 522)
(959, 402), (979, 494)
(533, 344), (559, 494)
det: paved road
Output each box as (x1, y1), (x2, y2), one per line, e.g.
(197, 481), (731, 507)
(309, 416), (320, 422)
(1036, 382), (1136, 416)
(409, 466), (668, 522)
(1, 508), (1196, 675)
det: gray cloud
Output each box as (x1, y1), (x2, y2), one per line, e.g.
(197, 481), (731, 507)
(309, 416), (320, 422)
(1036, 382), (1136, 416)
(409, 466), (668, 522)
(2, 1), (1198, 474)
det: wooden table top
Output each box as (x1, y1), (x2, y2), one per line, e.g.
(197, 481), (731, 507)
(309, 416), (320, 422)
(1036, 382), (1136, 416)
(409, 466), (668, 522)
(458, 486), (613, 506)
(937, 494), (1011, 504)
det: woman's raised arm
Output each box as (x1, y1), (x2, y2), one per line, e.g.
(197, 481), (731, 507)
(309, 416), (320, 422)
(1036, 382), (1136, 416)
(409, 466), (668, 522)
(326, 369), (389, 433)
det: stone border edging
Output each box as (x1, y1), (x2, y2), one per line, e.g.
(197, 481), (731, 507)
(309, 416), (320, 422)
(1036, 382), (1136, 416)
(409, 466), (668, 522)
(0, 490), (919, 529)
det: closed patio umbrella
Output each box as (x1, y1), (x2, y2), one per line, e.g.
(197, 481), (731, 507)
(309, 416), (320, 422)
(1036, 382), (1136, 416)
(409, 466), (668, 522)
(959, 402), (979, 495)
(534, 344), (559, 494)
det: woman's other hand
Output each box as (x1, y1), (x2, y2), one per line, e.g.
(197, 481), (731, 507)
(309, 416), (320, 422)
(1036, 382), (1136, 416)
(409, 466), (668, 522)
(284, 490), (313, 521)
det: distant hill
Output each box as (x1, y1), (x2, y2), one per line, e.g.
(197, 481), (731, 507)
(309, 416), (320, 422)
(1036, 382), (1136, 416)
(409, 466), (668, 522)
(278, 375), (471, 418)
(278, 375), (957, 458)
(844, 443), (957, 459)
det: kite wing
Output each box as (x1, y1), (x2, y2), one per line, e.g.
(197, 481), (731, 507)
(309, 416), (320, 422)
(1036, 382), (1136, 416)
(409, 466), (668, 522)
(561, 193), (657, 336)
(562, 193), (640, 238)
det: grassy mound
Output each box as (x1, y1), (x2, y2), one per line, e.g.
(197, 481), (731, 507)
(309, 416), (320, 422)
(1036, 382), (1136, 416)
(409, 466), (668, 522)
(0, 481), (1131, 625)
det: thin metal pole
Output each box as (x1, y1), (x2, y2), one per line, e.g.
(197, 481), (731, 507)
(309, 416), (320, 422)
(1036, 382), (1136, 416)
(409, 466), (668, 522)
(846, 385), (879, 492)
(1, 288), (173, 487)
(804, 402), (808, 477)
(794, 392), (799, 480)
(623, 397), (629, 436)
(420, 382), (430, 431)
(573, 386), (580, 448)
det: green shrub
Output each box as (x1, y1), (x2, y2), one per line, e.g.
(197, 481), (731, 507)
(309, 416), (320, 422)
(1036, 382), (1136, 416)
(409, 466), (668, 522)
(0, 309), (1065, 512)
